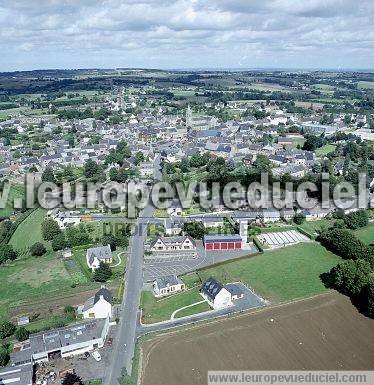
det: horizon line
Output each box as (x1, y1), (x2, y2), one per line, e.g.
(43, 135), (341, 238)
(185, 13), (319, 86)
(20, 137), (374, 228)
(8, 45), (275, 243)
(1, 66), (374, 74)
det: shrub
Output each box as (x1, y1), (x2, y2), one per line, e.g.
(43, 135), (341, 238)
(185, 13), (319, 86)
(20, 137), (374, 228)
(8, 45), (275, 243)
(293, 212), (306, 225)
(15, 327), (30, 342)
(0, 321), (16, 339)
(319, 229), (372, 264)
(52, 233), (67, 251)
(30, 242), (46, 256)
(327, 259), (371, 297)
(0, 347), (10, 366)
(93, 262), (112, 282)
(0, 244), (18, 265)
(42, 219), (61, 241)
(344, 210), (369, 230)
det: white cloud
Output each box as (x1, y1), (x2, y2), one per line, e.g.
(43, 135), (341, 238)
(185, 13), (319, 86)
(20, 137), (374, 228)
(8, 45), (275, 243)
(0, 0), (373, 70)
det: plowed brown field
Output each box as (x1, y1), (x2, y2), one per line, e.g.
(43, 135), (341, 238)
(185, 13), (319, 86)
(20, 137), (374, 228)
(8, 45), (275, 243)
(140, 292), (374, 385)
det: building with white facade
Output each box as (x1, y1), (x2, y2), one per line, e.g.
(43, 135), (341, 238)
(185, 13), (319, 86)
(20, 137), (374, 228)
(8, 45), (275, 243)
(150, 235), (196, 252)
(82, 288), (113, 319)
(153, 276), (185, 297)
(201, 277), (232, 309)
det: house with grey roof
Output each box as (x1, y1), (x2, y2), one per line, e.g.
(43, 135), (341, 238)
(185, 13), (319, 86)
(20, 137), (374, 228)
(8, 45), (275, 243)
(153, 275), (185, 297)
(150, 235), (196, 252)
(86, 244), (112, 271)
(11, 318), (110, 366)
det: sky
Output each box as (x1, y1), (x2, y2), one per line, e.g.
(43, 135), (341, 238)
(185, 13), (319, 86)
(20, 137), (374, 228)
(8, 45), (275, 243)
(0, 0), (373, 71)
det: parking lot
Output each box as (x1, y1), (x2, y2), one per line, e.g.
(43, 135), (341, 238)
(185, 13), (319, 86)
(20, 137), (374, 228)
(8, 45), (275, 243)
(256, 230), (310, 249)
(143, 242), (259, 281)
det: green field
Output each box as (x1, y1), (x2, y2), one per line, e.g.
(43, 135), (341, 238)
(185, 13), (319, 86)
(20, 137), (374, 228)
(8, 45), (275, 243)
(354, 223), (374, 245)
(175, 302), (210, 319)
(298, 219), (336, 236)
(182, 243), (340, 303)
(0, 251), (73, 315)
(2, 210), (127, 326)
(315, 144), (336, 156)
(140, 287), (210, 324)
(357, 81), (374, 89)
(9, 207), (48, 252)
(0, 185), (25, 217)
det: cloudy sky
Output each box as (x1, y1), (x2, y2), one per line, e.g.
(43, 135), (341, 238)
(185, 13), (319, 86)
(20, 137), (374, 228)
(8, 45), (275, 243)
(0, 0), (373, 71)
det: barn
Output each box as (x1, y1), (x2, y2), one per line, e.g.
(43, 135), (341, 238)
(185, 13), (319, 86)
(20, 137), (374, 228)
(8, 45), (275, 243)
(203, 234), (243, 251)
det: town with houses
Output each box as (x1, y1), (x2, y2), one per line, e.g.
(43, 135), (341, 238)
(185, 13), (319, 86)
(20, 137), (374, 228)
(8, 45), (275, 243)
(0, 69), (373, 385)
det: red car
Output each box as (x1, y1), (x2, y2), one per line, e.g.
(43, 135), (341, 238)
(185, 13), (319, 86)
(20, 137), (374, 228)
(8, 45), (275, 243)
(107, 338), (113, 345)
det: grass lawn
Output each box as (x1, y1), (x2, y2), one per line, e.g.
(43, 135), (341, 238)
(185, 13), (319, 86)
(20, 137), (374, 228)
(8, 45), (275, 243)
(140, 287), (209, 324)
(354, 223), (374, 245)
(154, 209), (169, 218)
(298, 219), (335, 236)
(182, 243), (340, 303)
(316, 144), (336, 156)
(175, 302), (210, 319)
(9, 207), (49, 252)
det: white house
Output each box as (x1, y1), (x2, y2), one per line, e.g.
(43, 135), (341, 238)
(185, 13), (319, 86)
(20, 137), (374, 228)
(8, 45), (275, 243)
(166, 199), (183, 216)
(150, 235), (196, 251)
(153, 276), (185, 297)
(86, 245), (112, 271)
(201, 277), (232, 309)
(82, 288), (113, 319)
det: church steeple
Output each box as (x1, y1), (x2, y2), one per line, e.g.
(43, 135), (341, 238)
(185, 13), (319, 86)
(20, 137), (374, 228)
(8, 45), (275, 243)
(186, 104), (192, 127)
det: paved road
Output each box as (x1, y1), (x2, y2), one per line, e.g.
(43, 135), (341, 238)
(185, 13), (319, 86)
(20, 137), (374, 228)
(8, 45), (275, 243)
(104, 155), (161, 385)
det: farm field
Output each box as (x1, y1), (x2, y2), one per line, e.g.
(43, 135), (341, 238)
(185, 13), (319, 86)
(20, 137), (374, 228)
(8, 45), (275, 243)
(357, 81), (374, 89)
(0, 250), (72, 316)
(140, 287), (210, 324)
(140, 293), (374, 385)
(354, 222), (374, 245)
(182, 243), (340, 302)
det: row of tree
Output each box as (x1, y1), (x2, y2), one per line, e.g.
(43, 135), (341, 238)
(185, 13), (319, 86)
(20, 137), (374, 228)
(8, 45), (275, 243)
(319, 228), (373, 317)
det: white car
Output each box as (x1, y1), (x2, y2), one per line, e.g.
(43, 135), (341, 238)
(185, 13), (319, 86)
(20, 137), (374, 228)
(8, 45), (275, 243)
(92, 351), (102, 362)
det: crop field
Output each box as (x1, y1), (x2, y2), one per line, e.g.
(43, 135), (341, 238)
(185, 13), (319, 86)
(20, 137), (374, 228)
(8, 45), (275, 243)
(140, 293), (374, 385)
(182, 243), (340, 303)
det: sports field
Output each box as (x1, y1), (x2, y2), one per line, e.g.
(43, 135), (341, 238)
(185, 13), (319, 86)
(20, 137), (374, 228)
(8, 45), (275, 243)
(140, 293), (374, 385)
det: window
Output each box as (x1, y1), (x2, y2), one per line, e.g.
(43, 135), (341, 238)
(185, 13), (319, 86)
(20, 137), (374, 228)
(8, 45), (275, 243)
(89, 313), (95, 318)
